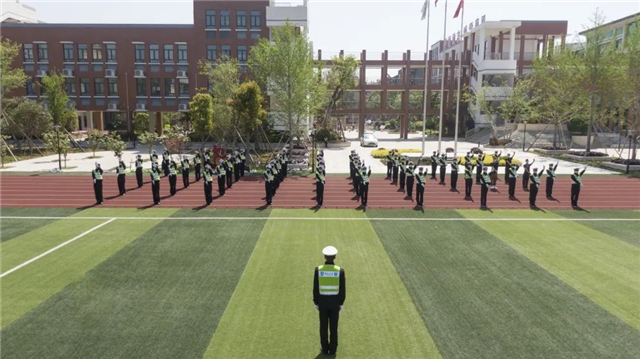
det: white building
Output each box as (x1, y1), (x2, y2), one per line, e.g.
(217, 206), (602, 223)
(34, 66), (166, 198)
(1, 0), (39, 23)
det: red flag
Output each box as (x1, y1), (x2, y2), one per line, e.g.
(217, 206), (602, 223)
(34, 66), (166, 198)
(453, 0), (464, 18)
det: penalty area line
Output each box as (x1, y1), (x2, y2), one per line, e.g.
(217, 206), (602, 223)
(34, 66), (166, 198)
(0, 218), (117, 278)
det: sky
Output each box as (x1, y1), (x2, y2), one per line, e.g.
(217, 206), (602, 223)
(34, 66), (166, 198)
(13, 0), (640, 53)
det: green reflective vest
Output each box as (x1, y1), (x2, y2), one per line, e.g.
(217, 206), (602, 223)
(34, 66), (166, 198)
(93, 169), (103, 180)
(318, 264), (341, 296)
(451, 162), (459, 172)
(572, 174), (582, 184)
(265, 171), (274, 182)
(204, 171), (213, 183)
(546, 169), (556, 179)
(182, 160), (190, 169)
(136, 160), (143, 168)
(510, 167), (518, 178)
(464, 166), (473, 179)
(416, 173), (425, 185)
(316, 171), (325, 182)
(531, 174), (541, 185)
(217, 166), (226, 176)
(151, 171), (160, 182)
(406, 166), (414, 177)
(169, 165), (177, 176)
(117, 164), (126, 175)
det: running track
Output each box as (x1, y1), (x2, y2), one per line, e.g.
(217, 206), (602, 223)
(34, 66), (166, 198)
(1, 173), (639, 210)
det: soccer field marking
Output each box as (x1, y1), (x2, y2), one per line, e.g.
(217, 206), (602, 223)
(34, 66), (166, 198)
(1, 216), (639, 222)
(0, 218), (116, 278)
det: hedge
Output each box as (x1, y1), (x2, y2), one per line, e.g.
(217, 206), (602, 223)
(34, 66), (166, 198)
(371, 149), (422, 158)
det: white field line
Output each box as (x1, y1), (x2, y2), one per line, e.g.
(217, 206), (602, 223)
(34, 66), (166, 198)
(0, 218), (117, 278)
(1, 216), (639, 222)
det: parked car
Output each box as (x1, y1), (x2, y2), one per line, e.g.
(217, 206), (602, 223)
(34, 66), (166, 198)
(360, 132), (378, 147)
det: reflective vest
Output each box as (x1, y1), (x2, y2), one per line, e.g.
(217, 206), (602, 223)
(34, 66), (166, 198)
(265, 171), (274, 182)
(546, 169), (556, 179)
(136, 160), (143, 168)
(531, 174), (541, 186)
(151, 171), (160, 182)
(406, 166), (414, 177)
(464, 166), (473, 179)
(572, 174), (582, 184)
(439, 157), (446, 166)
(118, 164), (126, 175)
(182, 160), (190, 169)
(204, 170), (213, 183)
(360, 170), (370, 184)
(318, 264), (341, 296)
(217, 166), (226, 176)
(481, 173), (491, 185)
(416, 173), (425, 185)
(93, 169), (102, 180)
(151, 154), (158, 163)
(316, 171), (325, 182)
(240, 154), (246, 161)
(169, 165), (177, 176)
(451, 162), (459, 172)
(430, 155), (437, 164)
(510, 167), (518, 178)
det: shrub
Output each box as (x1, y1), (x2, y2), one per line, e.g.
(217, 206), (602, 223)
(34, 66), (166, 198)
(568, 117), (588, 134)
(315, 128), (337, 142)
(371, 148), (422, 158)
(457, 155), (522, 167)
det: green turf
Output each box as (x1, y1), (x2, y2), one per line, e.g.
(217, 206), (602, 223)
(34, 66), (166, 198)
(0, 209), (263, 359)
(459, 209), (640, 332)
(553, 210), (640, 247)
(204, 209), (441, 359)
(172, 208), (271, 217)
(0, 208), (80, 242)
(367, 209), (640, 359)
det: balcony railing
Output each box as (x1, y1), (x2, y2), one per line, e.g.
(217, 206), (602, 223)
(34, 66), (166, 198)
(484, 52), (510, 60)
(514, 52), (537, 61)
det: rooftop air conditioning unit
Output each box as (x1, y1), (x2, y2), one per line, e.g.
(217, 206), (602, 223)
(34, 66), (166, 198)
(108, 103), (118, 111)
(177, 70), (187, 78)
(62, 69), (74, 77)
(178, 103), (188, 112)
(134, 69), (145, 77)
(36, 70), (47, 77)
(135, 103), (147, 111)
(105, 69), (116, 77)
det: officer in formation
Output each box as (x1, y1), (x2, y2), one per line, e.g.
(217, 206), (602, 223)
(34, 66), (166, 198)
(92, 162), (104, 205)
(430, 151), (438, 180)
(571, 167), (587, 208)
(135, 154), (144, 188)
(234, 151), (242, 182)
(162, 150), (170, 177)
(545, 161), (559, 199)
(315, 161), (326, 206)
(350, 151), (362, 197)
(203, 164), (214, 205)
(392, 152), (400, 184)
(358, 163), (371, 206)
(280, 148), (289, 178)
(181, 156), (190, 188)
(240, 149), (247, 177)
(168, 160), (178, 196)
(313, 246), (346, 356)
(504, 153), (514, 183)
(386, 150), (395, 178)
(264, 163), (275, 205)
(529, 166), (545, 207)
(151, 150), (159, 165)
(216, 158), (227, 196)
(193, 150), (202, 182)
(489, 151), (501, 190)
(464, 161), (474, 199)
(150, 163), (161, 205)
(204, 150), (212, 169)
(522, 159), (534, 190)
(479, 166), (491, 209)
(438, 153), (447, 185)
(415, 167), (426, 207)
(116, 157), (127, 196)
(508, 163), (519, 199)
(270, 158), (281, 195)
(405, 161), (415, 199)
(450, 158), (460, 191)
(475, 153), (485, 184)
(349, 150), (358, 179)
(225, 154), (234, 189)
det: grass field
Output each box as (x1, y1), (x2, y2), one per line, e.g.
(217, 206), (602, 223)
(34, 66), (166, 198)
(1, 207), (639, 359)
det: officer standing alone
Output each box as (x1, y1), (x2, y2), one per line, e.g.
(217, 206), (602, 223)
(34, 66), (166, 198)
(315, 164), (325, 206)
(92, 162), (104, 205)
(314, 246), (346, 356)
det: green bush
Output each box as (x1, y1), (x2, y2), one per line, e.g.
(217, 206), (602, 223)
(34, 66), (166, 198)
(371, 148), (422, 158)
(568, 117), (588, 134)
(315, 128), (337, 142)
(457, 155), (522, 167)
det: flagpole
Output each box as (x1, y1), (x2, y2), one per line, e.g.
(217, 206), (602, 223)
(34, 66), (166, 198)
(453, 4), (464, 155)
(421, 1), (431, 156)
(437, 0), (448, 154)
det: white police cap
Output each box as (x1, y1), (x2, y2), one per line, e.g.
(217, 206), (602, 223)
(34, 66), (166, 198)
(322, 246), (338, 256)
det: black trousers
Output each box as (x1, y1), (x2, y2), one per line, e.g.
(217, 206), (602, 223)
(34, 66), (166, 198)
(416, 184), (424, 205)
(431, 163), (437, 179)
(399, 172), (405, 190)
(117, 174), (126, 195)
(169, 175), (177, 195)
(392, 166), (399, 183)
(476, 167), (482, 184)
(386, 162), (392, 178)
(94, 180), (103, 203)
(350, 164), (355, 179)
(465, 178), (473, 197)
(136, 167), (143, 187)
(182, 169), (189, 188)
(152, 182), (160, 204)
(265, 181), (273, 204)
(571, 184), (581, 207)
(204, 181), (213, 204)
(226, 170), (233, 188)
(439, 166), (446, 184)
(319, 306), (340, 353)
(451, 171), (458, 190)
(509, 177), (517, 197)
(234, 164), (240, 182)
(522, 172), (530, 190)
(218, 176), (226, 195)
(195, 164), (201, 181)
(316, 181), (324, 205)
(546, 177), (554, 197)
(406, 176), (414, 197)
(360, 182), (369, 205)
(354, 178), (360, 196)
(529, 185), (539, 206)
(162, 161), (169, 176)
(480, 185), (488, 207)
(283, 162), (287, 177)
(505, 169), (510, 183)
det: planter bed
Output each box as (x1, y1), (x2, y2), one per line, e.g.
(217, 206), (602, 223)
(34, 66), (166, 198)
(535, 148), (571, 155)
(562, 151), (612, 162)
(602, 162), (640, 172)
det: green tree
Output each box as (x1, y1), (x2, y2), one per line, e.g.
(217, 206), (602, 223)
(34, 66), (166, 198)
(86, 129), (105, 158)
(7, 98), (52, 153)
(43, 129), (71, 168)
(0, 38), (28, 97)
(104, 133), (126, 158)
(138, 131), (159, 156)
(622, 22), (640, 159)
(321, 55), (360, 127)
(231, 81), (266, 147)
(40, 72), (69, 128)
(1, 134), (13, 168)
(249, 22), (327, 148)
(189, 92), (215, 144)
(162, 125), (191, 155)
(199, 57), (239, 142)
(133, 112), (150, 135)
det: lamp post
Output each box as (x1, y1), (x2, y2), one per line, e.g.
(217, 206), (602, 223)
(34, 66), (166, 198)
(53, 124), (62, 170)
(522, 120), (528, 152)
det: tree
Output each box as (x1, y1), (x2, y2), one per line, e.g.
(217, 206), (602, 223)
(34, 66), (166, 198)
(231, 81), (266, 147)
(133, 112), (150, 135)
(622, 22), (640, 159)
(162, 125), (191, 155)
(249, 22), (327, 148)
(43, 129), (71, 168)
(138, 131), (159, 156)
(104, 133), (126, 158)
(189, 92), (214, 144)
(199, 57), (239, 143)
(40, 72), (69, 128)
(0, 38), (28, 97)
(86, 129), (105, 158)
(321, 55), (360, 127)
(7, 98), (52, 153)
(1, 134), (13, 168)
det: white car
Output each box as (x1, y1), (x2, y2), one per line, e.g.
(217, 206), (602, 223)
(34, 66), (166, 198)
(360, 132), (378, 147)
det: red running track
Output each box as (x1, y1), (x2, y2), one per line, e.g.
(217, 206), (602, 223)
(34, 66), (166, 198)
(0, 174), (639, 210)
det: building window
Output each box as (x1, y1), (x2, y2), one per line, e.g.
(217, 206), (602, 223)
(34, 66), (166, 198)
(80, 78), (90, 95)
(386, 91), (403, 110)
(251, 31), (261, 40)
(206, 10), (216, 28)
(164, 45), (174, 62)
(149, 44), (160, 63)
(220, 31), (231, 39)
(251, 10), (261, 28)
(221, 10), (230, 29)
(409, 68), (424, 85)
(37, 44), (48, 62)
(165, 78), (175, 96)
(63, 44), (74, 62)
(206, 31), (216, 39)
(387, 67), (404, 86)
(23, 44), (34, 62)
(237, 31), (247, 39)
(150, 78), (161, 96)
(94, 78), (104, 96)
(65, 78), (76, 95)
(78, 44), (88, 62)
(365, 91), (381, 109)
(237, 10), (247, 29)
(206, 45), (217, 62)
(179, 78), (189, 96)
(135, 44), (145, 63)
(107, 78), (118, 95)
(340, 91), (360, 110)
(221, 45), (231, 59)
(92, 44), (103, 61)
(237, 45), (247, 63)
(26, 79), (35, 96)
(177, 44), (188, 62)
(136, 78), (147, 96)
(106, 44), (117, 62)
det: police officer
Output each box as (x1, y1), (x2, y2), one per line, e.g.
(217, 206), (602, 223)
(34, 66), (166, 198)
(280, 149), (288, 178)
(399, 157), (406, 191)
(181, 156), (190, 188)
(271, 160), (280, 195)
(430, 151), (438, 180)
(135, 154), (144, 188)
(504, 153), (514, 183)
(203, 164), (214, 205)
(150, 150), (159, 165)
(225, 155), (234, 188)
(264, 164), (274, 205)
(234, 151), (242, 182)
(353, 158), (361, 198)
(240, 149), (247, 177)
(392, 153), (400, 184)
(162, 150), (170, 177)
(415, 167), (426, 206)
(450, 158), (460, 191)
(116, 157), (127, 196)
(359, 164), (371, 206)
(508, 163), (519, 199)
(314, 246), (346, 356)
(479, 167), (491, 209)
(438, 153), (447, 185)
(522, 159), (534, 190)
(167, 160), (178, 196)
(92, 162), (104, 205)
(315, 164), (325, 206)
(476, 153), (485, 184)
(204, 150), (212, 169)
(216, 158), (226, 196)
(571, 166), (587, 208)
(529, 166), (545, 207)
(546, 161), (559, 199)
(194, 150), (202, 182)
(406, 161), (415, 198)
(489, 153), (500, 190)
(386, 150), (394, 178)
(464, 161), (473, 199)
(150, 163), (161, 205)
(464, 151), (473, 165)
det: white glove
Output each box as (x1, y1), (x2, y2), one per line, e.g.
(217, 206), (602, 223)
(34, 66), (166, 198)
(339, 305), (343, 312)
(93, 179), (96, 184)
(315, 305), (319, 311)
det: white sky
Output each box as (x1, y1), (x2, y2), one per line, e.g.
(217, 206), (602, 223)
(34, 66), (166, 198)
(14, 0), (640, 53)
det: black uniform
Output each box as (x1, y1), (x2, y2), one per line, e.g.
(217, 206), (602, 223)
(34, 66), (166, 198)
(168, 161), (178, 196)
(529, 170), (544, 207)
(216, 164), (226, 196)
(546, 164), (558, 198)
(571, 169), (586, 207)
(314, 260), (346, 355)
(508, 165), (519, 198)
(405, 165), (415, 198)
(240, 151), (247, 177)
(504, 156), (513, 183)
(225, 159), (233, 188)
(392, 156), (399, 184)
(399, 160), (406, 190)
(522, 161), (533, 190)
(162, 152), (170, 176)
(476, 155), (485, 184)
(194, 154), (202, 182)
(264, 169), (274, 205)
(479, 172), (490, 208)
(450, 161), (459, 190)
(464, 164), (473, 198)
(430, 154), (438, 179)
(135, 158), (144, 187)
(203, 167), (214, 205)
(438, 156), (447, 184)
(315, 169), (325, 206)
(234, 154), (241, 182)
(359, 167), (371, 206)
(386, 153), (394, 178)
(92, 168), (104, 204)
(150, 168), (161, 205)
(353, 163), (361, 197)
(116, 161), (126, 195)
(415, 171), (426, 206)
(181, 158), (190, 188)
